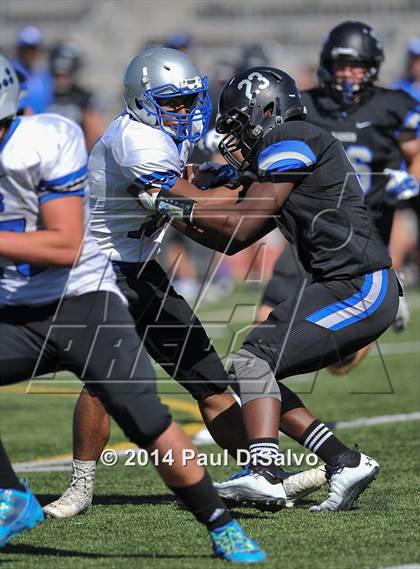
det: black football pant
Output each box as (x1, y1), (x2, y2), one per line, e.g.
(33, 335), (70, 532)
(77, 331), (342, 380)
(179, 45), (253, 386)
(243, 268), (399, 383)
(0, 291), (171, 447)
(261, 244), (310, 309)
(108, 261), (231, 399)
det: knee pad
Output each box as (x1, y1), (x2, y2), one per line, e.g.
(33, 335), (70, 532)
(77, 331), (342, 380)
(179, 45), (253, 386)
(230, 348), (281, 406)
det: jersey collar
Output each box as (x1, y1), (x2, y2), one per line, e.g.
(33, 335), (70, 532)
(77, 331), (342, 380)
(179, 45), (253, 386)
(0, 118), (21, 153)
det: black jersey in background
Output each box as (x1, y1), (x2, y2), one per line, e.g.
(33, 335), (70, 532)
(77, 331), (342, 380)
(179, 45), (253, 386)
(302, 87), (419, 244)
(47, 85), (99, 128)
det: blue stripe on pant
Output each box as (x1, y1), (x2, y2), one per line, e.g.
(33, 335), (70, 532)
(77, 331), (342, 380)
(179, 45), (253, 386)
(242, 269), (399, 380)
(305, 270), (389, 331)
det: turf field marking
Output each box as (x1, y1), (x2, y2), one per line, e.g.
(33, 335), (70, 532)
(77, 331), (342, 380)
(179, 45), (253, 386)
(378, 564), (420, 569)
(366, 341), (420, 355)
(9, 394), (198, 471)
(12, 410), (420, 472)
(194, 411), (420, 444)
(332, 411), (420, 429)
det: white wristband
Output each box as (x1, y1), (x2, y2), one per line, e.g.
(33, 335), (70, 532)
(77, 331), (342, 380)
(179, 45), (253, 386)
(189, 203), (197, 224)
(138, 190), (158, 212)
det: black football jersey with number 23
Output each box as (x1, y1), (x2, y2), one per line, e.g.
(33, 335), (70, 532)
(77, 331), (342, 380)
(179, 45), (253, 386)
(251, 120), (391, 282)
(301, 86), (419, 244)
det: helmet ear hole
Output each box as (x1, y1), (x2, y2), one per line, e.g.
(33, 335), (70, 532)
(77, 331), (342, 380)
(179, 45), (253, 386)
(135, 98), (143, 110)
(263, 102), (274, 117)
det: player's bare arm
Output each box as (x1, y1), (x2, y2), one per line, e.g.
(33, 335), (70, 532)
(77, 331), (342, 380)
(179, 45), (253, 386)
(400, 137), (420, 178)
(171, 215), (276, 255)
(156, 179), (293, 247)
(0, 196), (84, 266)
(139, 175), (241, 214)
(191, 180), (293, 242)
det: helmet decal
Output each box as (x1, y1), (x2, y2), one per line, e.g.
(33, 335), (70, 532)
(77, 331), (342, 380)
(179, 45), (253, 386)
(0, 54), (19, 121)
(216, 66), (306, 170)
(238, 72), (270, 100)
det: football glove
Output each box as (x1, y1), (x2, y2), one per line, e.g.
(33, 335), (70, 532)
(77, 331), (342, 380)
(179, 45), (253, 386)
(384, 168), (419, 202)
(196, 162), (239, 190)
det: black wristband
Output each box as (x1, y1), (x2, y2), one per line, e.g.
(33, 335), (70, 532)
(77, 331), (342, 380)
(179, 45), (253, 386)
(237, 170), (258, 189)
(156, 191), (197, 222)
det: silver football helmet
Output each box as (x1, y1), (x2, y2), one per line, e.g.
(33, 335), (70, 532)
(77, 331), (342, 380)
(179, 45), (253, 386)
(0, 54), (19, 121)
(123, 47), (211, 142)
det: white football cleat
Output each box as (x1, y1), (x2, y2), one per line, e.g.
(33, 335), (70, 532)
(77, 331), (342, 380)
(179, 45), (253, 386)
(283, 464), (327, 508)
(214, 465), (287, 509)
(43, 460), (95, 519)
(309, 450), (379, 512)
(192, 427), (216, 446)
(392, 294), (410, 333)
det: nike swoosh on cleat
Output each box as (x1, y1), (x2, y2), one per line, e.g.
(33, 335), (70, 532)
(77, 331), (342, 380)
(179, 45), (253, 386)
(355, 121), (372, 129)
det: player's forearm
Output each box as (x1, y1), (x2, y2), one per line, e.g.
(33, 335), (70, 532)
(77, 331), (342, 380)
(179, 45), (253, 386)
(171, 219), (246, 255)
(83, 109), (106, 152)
(156, 186), (280, 243)
(189, 179), (291, 241)
(191, 207), (250, 241)
(0, 230), (83, 266)
(190, 192), (280, 243)
(401, 137), (420, 179)
(408, 151), (420, 179)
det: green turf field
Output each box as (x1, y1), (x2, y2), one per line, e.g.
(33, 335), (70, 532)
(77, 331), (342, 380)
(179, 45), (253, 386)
(1, 287), (419, 569)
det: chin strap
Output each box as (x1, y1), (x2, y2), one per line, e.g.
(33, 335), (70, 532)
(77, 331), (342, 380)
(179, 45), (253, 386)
(155, 191), (197, 223)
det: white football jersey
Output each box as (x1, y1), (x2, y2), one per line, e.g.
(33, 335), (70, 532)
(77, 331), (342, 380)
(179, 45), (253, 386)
(88, 112), (193, 263)
(0, 113), (124, 306)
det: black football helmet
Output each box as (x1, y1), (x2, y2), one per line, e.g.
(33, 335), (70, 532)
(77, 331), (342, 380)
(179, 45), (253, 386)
(49, 42), (81, 75)
(216, 67), (306, 170)
(318, 21), (384, 105)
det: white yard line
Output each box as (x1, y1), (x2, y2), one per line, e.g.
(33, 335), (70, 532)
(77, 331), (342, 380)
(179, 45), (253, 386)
(13, 411), (420, 472)
(281, 340), (419, 385)
(377, 565), (420, 569)
(15, 461), (72, 473)
(366, 341), (420, 356)
(334, 411), (420, 429)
